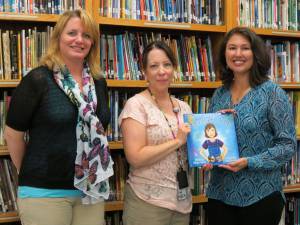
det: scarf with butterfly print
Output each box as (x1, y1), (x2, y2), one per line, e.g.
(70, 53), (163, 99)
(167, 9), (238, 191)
(53, 63), (114, 204)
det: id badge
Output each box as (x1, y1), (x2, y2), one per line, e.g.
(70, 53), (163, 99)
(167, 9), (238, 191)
(177, 168), (189, 201)
(177, 168), (188, 189)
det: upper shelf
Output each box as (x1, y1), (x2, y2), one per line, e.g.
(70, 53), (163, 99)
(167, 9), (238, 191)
(250, 28), (300, 38)
(0, 13), (59, 22)
(96, 17), (227, 32)
(2, 80), (300, 90)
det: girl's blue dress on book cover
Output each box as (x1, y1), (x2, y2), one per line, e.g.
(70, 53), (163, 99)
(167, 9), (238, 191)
(183, 113), (239, 167)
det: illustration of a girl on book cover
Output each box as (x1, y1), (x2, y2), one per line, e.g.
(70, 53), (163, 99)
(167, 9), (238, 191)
(200, 123), (228, 163)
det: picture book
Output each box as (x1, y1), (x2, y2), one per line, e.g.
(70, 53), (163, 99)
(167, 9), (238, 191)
(183, 113), (239, 167)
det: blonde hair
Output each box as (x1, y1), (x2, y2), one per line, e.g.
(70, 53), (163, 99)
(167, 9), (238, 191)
(40, 9), (100, 78)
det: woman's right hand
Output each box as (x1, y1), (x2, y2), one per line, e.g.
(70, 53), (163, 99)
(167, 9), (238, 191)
(176, 123), (191, 146)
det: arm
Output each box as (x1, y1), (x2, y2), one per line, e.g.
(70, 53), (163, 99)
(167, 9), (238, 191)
(220, 145), (228, 160)
(121, 118), (190, 169)
(199, 147), (209, 162)
(221, 86), (296, 172)
(246, 87), (296, 171)
(4, 126), (26, 172)
(5, 67), (47, 171)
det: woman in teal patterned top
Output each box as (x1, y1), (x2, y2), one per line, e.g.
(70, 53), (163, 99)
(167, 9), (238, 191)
(205, 27), (296, 225)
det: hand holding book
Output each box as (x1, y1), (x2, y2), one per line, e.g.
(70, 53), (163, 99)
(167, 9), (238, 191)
(218, 157), (248, 172)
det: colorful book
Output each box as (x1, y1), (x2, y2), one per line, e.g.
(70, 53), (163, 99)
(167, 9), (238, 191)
(184, 113), (239, 167)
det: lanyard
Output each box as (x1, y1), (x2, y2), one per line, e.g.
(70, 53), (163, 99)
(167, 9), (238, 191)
(147, 88), (184, 169)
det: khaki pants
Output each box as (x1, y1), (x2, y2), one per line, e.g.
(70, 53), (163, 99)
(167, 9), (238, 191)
(17, 197), (104, 225)
(123, 184), (190, 225)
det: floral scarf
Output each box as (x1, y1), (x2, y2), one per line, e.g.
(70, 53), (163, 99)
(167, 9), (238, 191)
(53, 63), (114, 204)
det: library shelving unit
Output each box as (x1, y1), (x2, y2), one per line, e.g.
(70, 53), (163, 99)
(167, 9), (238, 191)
(0, 0), (299, 224)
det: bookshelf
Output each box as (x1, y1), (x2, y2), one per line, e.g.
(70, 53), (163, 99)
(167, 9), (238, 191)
(0, 0), (299, 224)
(284, 184), (300, 194)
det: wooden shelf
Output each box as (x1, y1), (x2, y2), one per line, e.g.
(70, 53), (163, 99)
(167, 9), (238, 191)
(2, 79), (300, 90)
(278, 83), (300, 89)
(109, 141), (123, 150)
(0, 80), (20, 88)
(0, 211), (19, 223)
(250, 28), (300, 38)
(284, 184), (300, 194)
(105, 200), (124, 212)
(96, 17), (227, 32)
(192, 194), (208, 203)
(0, 146), (9, 156)
(107, 80), (222, 89)
(0, 13), (59, 22)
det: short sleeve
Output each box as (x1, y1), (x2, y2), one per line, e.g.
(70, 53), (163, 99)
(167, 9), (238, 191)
(6, 67), (48, 131)
(118, 95), (147, 127)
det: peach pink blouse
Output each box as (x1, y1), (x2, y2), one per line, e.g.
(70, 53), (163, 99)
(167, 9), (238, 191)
(119, 94), (192, 213)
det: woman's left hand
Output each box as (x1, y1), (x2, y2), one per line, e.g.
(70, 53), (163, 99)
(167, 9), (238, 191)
(218, 158), (248, 172)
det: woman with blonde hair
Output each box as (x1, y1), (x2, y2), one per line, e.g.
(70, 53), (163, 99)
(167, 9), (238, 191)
(4, 9), (113, 225)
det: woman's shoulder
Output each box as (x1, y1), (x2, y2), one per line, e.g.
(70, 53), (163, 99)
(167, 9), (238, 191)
(125, 93), (149, 107)
(257, 80), (284, 94)
(27, 65), (52, 76)
(211, 86), (229, 99)
(20, 66), (52, 87)
(176, 98), (192, 113)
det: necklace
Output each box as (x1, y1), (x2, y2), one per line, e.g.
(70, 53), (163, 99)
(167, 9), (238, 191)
(147, 88), (180, 113)
(147, 88), (183, 168)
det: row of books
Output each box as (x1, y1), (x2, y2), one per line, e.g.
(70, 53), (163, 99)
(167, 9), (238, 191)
(108, 153), (128, 201)
(0, 26), (299, 82)
(290, 92), (300, 136)
(238, 0), (300, 31)
(0, 0), (85, 14)
(283, 195), (300, 225)
(0, 91), (10, 146)
(0, 158), (18, 213)
(100, 32), (216, 82)
(268, 40), (300, 83)
(105, 211), (123, 225)
(282, 140), (300, 187)
(99, 0), (224, 25)
(0, 27), (53, 80)
(190, 204), (206, 225)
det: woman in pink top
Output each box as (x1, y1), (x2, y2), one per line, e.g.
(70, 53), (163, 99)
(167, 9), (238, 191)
(119, 41), (192, 225)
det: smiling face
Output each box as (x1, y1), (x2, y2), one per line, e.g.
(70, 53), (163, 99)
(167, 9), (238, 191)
(59, 17), (93, 65)
(225, 34), (254, 78)
(144, 48), (174, 92)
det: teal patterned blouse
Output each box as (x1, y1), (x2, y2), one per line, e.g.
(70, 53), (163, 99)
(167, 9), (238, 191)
(206, 80), (296, 207)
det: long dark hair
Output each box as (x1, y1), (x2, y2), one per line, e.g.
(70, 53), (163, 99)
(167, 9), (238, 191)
(217, 27), (270, 88)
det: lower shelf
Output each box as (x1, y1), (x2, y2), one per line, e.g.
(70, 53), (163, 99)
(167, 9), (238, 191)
(0, 211), (19, 223)
(283, 184), (300, 193)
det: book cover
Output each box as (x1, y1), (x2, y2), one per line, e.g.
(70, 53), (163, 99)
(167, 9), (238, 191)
(184, 113), (239, 167)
